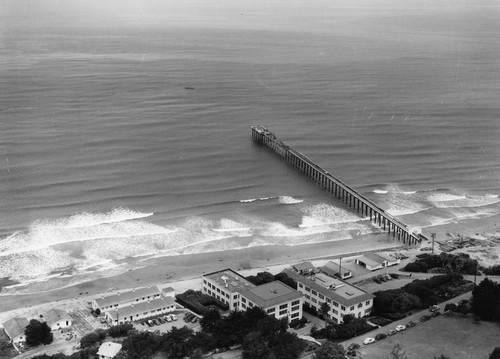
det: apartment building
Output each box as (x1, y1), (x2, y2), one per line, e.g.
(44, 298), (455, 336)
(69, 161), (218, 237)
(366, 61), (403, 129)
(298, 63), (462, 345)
(105, 297), (176, 325)
(283, 269), (374, 324)
(202, 269), (304, 321)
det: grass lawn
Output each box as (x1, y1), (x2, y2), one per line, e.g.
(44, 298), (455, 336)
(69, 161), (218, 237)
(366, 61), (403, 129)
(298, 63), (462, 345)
(357, 313), (500, 359)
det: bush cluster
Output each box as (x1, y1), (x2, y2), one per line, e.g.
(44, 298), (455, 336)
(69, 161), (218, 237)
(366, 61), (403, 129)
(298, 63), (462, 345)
(404, 253), (478, 275)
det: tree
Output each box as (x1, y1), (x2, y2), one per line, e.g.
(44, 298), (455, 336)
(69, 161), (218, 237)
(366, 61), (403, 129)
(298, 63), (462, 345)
(80, 332), (100, 349)
(490, 347), (500, 359)
(190, 348), (204, 359)
(320, 302), (331, 327)
(94, 308), (101, 316)
(271, 331), (305, 359)
(242, 331), (271, 359)
(25, 319), (53, 346)
(108, 323), (134, 338)
(472, 278), (500, 321)
(200, 309), (221, 333)
(314, 341), (345, 359)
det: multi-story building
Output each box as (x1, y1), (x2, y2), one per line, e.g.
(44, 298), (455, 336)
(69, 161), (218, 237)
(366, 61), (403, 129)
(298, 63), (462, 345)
(283, 269), (374, 324)
(105, 297), (176, 325)
(202, 269), (304, 321)
(92, 286), (162, 312)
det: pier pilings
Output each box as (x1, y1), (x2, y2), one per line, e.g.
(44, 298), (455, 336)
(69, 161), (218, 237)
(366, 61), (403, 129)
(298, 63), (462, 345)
(251, 125), (422, 245)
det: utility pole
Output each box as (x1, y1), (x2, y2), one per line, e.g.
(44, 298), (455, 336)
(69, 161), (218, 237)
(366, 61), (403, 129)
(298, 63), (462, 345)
(431, 233), (436, 254)
(339, 257), (342, 279)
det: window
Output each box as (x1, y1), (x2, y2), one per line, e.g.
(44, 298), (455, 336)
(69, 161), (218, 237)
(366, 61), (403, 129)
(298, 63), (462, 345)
(350, 306), (355, 311)
(341, 305), (346, 311)
(291, 305), (300, 312)
(305, 286), (311, 292)
(279, 304), (288, 310)
(305, 294), (310, 300)
(311, 298), (317, 304)
(292, 300), (300, 306)
(332, 301), (338, 307)
(233, 294), (238, 300)
(311, 290), (318, 296)
(333, 309), (338, 315)
(249, 302), (254, 308)
(366, 301), (371, 305)
(203, 279), (207, 285)
(279, 309), (287, 316)
(242, 298), (247, 303)
(318, 294), (324, 300)
(298, 283), (303, 288)
(267, 308), (276, 313)
(358, 303), (362, 308)
(291, 312), (300, 318)
(326, 298), (331, 303)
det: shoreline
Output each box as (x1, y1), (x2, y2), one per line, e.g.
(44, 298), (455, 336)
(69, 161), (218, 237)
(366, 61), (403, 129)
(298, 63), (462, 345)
(0, 212), (498, 321)
(0, 233), (405, 316)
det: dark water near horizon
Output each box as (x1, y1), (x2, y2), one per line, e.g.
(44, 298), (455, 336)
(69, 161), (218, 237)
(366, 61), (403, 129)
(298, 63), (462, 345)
(1, 0), (499, 285)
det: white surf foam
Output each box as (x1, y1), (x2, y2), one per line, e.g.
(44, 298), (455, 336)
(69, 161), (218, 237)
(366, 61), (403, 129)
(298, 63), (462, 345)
(279, 196), (303, 204)
(373, 189), (388, 194)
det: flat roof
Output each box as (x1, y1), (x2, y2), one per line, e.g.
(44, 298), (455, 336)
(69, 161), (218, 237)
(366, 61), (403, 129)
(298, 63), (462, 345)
(240, 281), (303, 308)
(95, 286), (160, 308)
(292, 262), (314, 271)
(322, 261), (351, 274)
(283, 269), (374, 307)
(107, 297), (175, 320)
(203, 268), (256, 292)
(97, 342), (122, 358)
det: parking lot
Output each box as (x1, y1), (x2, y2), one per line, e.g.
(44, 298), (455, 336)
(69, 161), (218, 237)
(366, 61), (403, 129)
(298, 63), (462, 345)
(132, 309), (201, 333)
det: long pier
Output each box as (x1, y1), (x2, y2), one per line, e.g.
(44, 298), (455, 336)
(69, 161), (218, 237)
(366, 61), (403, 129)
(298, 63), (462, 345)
(251, 125), (425, 245)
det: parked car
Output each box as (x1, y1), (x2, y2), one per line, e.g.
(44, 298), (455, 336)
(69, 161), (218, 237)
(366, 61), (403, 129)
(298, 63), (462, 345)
(363, 338), (375, 345)
(395, 325), (406, 332)
(191, 316), (198, 323)
(431, 311), (441, 317)
(387, 329), (396, 336)
(151, 319), (159, 326)
(406, 321), (416, 328)
(147, 320), (154, 327)
(348, 343), (360, 351)
(429, 305), (439, 312)
(184, 313), (193, 322)
(171, 314), (178, 321)
(373, 278), (382, 284)
(420, 315), (432, 322)
(375, 333), (387, 340)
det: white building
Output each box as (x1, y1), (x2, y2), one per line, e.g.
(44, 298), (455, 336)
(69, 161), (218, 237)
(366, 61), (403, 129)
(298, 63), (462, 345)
(283, 269), (374, 324)
(202, 269), (304, 321)
(2, 317), (29, 344)
(92, 286), (162, 312)
(97, 342), (122, 359)
(105, 297), (176, 325)
(355, 252), (400, 271)
(240, 281), (304, 321)
(43, 309), (72, 331)
(291, 262), (315, 275)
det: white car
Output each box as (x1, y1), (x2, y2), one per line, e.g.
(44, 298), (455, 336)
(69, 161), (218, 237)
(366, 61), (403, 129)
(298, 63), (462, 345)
(395, 324), (406, 332)
(363, 337), (375, 345)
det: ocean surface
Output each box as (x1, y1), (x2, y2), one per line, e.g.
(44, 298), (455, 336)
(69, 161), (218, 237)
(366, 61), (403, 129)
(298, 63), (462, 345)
(1, 0), (499, 286)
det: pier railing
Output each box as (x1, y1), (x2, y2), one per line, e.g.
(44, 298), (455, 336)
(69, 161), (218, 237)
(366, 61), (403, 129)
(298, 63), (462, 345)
(251, 125), (425, 244)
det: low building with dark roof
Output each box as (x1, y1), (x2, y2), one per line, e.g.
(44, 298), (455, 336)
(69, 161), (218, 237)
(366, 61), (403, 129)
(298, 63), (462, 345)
(320, 261), (352, 280)
(92, 286), (161, 312)
(2, 317), (29, 344)
(291, 261), (315, 275)
(104, 297), (176, 326)
(202, 269), (304, 321)
(43, 308), (72, 331)
(283, 269), (374, 324)
(355, 252), (400, 271)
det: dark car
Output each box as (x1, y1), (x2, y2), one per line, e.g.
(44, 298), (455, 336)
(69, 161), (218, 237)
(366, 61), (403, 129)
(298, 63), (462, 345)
(375, 333), (387, 340)
(420, 315), (432, 322)
(406, 321), (416, 328)
(387, 330), (396, 336)
(348, 343), (360, 351)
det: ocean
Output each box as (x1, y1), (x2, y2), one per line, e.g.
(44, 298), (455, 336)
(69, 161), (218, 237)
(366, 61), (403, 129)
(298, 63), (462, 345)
(1, 0), (499, 287)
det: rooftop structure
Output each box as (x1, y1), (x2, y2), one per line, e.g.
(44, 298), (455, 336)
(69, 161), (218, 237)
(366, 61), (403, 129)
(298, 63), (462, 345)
(320, 261), (352, 279)
(203, 268), (256, 292)
(43, 308), (72, 330)
(291, 262), (315, 275)
(283, 269), (374, 323)
(240, 281), (303, 309)
(97, 342), (122, 359)
(355, 252), (400, 271)
(105, 297), (176, 325)
(2, 317), (29, 343)
(92, 286), (161, 312)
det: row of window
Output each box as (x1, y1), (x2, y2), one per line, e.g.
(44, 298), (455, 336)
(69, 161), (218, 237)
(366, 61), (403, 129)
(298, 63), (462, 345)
(298, 282), (371, 311)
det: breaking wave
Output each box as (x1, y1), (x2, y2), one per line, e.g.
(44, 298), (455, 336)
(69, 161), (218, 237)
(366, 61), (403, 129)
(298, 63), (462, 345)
(279, 196), (303, 204)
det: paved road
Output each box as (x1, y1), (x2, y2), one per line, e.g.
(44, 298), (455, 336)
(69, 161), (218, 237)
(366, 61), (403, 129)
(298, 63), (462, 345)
(15, 338), (80, 359)
(341, 291), (473, 350)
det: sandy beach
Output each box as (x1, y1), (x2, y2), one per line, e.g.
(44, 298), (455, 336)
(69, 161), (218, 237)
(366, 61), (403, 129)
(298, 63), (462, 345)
(1, 210), (500, 324)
